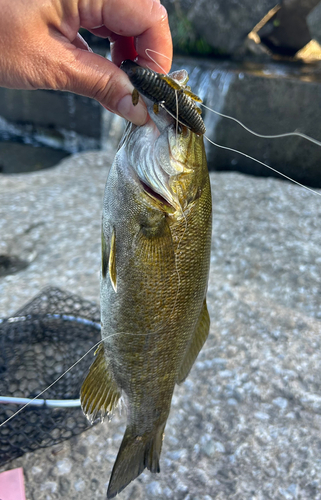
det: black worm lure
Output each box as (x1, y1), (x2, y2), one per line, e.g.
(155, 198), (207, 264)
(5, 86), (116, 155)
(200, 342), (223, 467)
(120, 59), (206, 135)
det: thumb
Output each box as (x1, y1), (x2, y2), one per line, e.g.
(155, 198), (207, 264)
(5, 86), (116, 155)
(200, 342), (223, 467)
(45, 38), (148, 126)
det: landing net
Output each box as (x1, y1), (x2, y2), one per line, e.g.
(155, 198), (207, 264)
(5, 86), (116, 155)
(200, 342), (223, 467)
(0, 287), (101, 466)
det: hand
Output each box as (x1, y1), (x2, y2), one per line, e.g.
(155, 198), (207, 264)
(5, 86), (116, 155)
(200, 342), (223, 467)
(0, 0), (172, 125)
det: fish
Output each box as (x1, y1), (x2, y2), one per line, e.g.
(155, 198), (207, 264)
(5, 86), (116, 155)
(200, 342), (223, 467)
(80, 67), (212, 498)
(120, 59), (206, 135)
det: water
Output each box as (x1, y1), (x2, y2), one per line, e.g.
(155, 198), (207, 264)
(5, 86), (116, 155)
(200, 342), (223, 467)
(0, 88), (101, 173)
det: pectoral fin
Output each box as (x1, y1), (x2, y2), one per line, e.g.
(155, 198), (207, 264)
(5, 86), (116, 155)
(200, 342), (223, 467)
(80, 344), (121, 423)
(134, 217), (175, 271)
(102, 227), (117, 292)
(102, 229), (108, 279)
(109, 228), (117, 292)
(153, 103), (160, 114)
(176, 299), (210, 384)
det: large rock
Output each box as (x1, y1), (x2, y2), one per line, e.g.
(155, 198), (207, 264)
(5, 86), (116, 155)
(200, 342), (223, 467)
(258, 0), (320, 55)
(307, 1), (321, 44)
(1, 151), (321, 499)
(162, 0), (278, 55)
(0, 89), (100, 139)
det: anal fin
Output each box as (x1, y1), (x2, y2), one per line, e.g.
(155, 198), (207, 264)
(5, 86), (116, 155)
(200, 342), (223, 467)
(177, 299), (210, 384)
(80, 344), (121, 423)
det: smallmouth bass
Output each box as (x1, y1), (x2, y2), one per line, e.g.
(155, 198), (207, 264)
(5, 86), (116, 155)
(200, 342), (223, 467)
(80, 68), (212, 498)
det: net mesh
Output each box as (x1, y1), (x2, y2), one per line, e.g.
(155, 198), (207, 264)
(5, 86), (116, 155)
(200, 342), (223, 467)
(0, 287), (101, 467)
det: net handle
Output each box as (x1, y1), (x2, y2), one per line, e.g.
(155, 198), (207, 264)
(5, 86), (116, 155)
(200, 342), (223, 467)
(0, 396), (81, 408)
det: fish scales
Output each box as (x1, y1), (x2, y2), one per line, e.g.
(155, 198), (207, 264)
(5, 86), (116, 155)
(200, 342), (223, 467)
(120, 59), (206, 135)
(80, 68), (212, 498)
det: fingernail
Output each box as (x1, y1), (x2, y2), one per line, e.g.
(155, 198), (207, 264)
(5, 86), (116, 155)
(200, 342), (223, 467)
(117, 94), (147, 125)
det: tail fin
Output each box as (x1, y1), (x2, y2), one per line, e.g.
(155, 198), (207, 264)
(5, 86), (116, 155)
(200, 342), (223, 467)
(107, 423), (165, 499)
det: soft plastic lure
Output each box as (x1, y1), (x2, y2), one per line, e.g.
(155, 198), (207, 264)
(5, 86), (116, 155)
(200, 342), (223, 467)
(120, 59), (206, 135)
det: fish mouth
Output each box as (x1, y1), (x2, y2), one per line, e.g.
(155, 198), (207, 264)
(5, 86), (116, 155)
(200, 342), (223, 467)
(139, 179), (174, 209)
(127, 100), (187, 212)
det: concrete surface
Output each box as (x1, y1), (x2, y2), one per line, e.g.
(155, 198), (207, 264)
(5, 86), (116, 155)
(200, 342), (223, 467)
(0, 88), (101, 140)
(0, 149), (321, 499)
(197, 59), (321, 188)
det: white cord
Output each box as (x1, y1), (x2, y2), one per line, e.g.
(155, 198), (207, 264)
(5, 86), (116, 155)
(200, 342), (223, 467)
(0, 396), (81, 408)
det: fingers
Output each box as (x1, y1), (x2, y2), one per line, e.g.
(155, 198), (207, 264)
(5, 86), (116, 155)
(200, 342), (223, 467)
(135, 17), (173, 74)
(0, 0), (172, 126)
(46, 37), (148, 125)
(86, 26), (111, 38)
(83, 0), (173, 73)
(72, 0), (172, 120)
(63, 0), (173, 121)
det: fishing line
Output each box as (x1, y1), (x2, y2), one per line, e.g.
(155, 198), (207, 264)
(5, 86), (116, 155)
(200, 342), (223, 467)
(142, 49), (195, 329)
(0, 337), (103, 428)
(175, 87), (179, 139)
(118, 114), (185, 336)
(144, 48), (171, 74)
(144, 48), (321, 196)
(201, 103), (321, 148)
(168, 195), (189, 329)
(108, 104), (187, 340)
(159, 98), (321, 197)
(119, 63), (191, 340)
(144, 48), (321, 149)
(166, 100), (321, 197)
(204, 135), (321, 198)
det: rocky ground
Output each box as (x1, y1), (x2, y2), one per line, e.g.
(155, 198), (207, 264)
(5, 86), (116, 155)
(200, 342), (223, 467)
(1, 150), (321, 499)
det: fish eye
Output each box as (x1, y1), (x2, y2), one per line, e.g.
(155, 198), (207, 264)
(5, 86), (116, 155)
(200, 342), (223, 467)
(177, 123), (183, 134)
